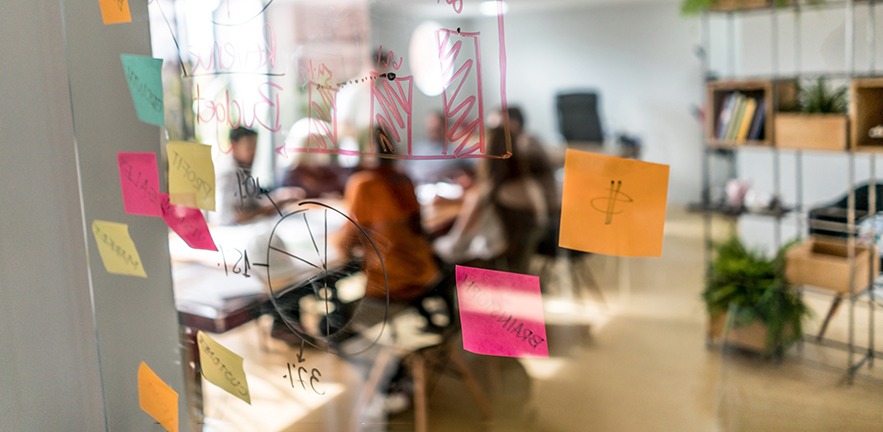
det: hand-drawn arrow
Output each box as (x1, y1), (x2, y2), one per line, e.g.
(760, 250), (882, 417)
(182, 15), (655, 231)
(297, 339), (306, 363)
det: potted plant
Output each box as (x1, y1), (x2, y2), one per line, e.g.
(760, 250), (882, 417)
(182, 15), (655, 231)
(775, 77), (849, 151)
(704, 235), (810, 357)
(681, 0), (825, 14)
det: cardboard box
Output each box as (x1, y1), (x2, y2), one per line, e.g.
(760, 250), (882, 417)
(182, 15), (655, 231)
(775, 113), (849, 151)
(785, 236), (879, 294)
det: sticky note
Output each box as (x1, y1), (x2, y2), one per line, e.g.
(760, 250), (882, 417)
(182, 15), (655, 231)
(197, 331), (251, 404)
(118, 152), (162, 217)
(98, 0), (132, 25)
(138, 362), (178, 432)
(91, 219), (147, 278)
(455, 265), (548, 358)
(120, 54), (164, 127)
(559, 149), (670, 257)
(160, 194), (217, 251)
(167, 141), (215, 211)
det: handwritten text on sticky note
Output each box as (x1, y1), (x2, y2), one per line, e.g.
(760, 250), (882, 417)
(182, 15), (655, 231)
(98, 0), (132, 25)
(167, 141), (215, 211)
(455, 265), (548, 358)
(118, 152), (162, 217)
(161, 194), (217, 251)
(91, 219), (147, 278)
(120, 54), (164, 127)
(197, 331), (251, 404)
(138, 362), (178, 432)
(559, 149), (670, 257)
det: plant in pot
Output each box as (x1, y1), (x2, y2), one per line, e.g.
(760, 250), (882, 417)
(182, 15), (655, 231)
(775, 76), (849, 151)
(703, 235), (810, 357)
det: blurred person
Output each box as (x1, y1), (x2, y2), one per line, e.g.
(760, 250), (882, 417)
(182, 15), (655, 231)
(214, 126), (302, 225)
(404, 111), (476, 187)
(434, 125), (548, 274)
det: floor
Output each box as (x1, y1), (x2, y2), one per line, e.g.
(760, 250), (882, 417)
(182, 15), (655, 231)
(197, 208), (883, 431)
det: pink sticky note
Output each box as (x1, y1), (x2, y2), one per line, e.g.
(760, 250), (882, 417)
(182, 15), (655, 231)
(455, 265), (548, 358)
(118, 152), (162, 217)
(160, 194), (217, 251)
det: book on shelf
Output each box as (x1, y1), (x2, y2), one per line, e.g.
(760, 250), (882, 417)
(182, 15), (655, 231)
(716, 93), (737, 140)
(726, 94), (747, 140)
(736, 97), (757, 141)
(747, 99), (766, 141)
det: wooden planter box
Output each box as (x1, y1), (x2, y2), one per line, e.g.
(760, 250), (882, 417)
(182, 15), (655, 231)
(708, 312), (768, 352)
(851, 77), (883, 152)
(785, 236), (879, 294)
(775, 113), (849, 151)
(708, 0), (773, 11)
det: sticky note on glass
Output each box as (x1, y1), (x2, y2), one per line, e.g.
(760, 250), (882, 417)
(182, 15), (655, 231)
(160, 194), (217, 251)
(167, 141), (215, 211)
(91, 219), (147, 278)
(559, 149), (670, 257)
(120, 54), (164, 127)
(197, 331), (251, 404)
(98, 0), (131, 25)
(455, 265), (548, 358)
(118, 152), (162, 217)
(138, 362), (178, 432)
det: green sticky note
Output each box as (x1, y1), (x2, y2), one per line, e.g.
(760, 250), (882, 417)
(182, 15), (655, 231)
(120, 54), (165, 127)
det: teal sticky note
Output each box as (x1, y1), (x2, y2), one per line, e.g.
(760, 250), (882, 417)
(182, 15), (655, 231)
(120, 54), (165, 127)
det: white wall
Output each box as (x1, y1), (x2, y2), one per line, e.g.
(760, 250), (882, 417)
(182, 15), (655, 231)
(475, 1), (704, 204)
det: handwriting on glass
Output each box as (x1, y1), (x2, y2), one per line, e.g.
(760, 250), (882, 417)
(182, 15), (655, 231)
(283, 362), (324, 395)
(461, 277), (546, 349)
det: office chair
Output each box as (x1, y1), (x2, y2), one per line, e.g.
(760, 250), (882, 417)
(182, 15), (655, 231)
(556, 91), (604, 143)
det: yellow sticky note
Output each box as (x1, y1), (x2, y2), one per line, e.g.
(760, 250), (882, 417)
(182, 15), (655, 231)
(167, 141), (215, 211)
(197, 331), (251, 404)
(91, 219), (147, 278)
(98, 0), (132, 25)
(138, 362), (178, 432)
(559, 149), (670, 257)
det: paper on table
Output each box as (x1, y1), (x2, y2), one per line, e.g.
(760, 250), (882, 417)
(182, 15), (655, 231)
(98, 0), (131, 25)
(137, 362), (178, 432)
(197, 331), (251, 404)
(167, 141), (215, 211)
(455, 265), (548, 358)
(559, 149), (670, 257)
(118, 152), (162, 217)
(120, 54), (164, 127)
(160, 194), (217, 251)
(91, 219), (147, 278)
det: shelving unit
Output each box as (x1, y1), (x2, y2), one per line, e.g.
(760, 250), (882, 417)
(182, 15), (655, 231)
(699, 0), (882, 382)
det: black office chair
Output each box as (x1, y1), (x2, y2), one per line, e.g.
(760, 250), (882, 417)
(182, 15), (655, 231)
(556, 91), (604, 143)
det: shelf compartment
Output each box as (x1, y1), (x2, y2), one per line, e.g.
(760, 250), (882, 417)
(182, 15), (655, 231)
(851, 77), (883, 152)
(706, 79), (798, 147)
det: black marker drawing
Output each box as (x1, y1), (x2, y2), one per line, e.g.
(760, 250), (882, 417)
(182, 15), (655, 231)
(590, 180), (633, 224)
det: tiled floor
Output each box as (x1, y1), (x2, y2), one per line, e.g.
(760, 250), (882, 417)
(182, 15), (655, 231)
(197, 209), (883, 431)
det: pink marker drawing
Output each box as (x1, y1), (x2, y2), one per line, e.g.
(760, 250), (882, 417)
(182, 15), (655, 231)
(437, 29), (485, 158)
(371, 74), (414, 156)
(307, 81), (339, 151)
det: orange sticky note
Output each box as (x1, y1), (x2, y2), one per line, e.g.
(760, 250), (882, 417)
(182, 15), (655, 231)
(137, 362), (178, 432)
(559, 149), (670, 257)
(98, 0), (132, 25)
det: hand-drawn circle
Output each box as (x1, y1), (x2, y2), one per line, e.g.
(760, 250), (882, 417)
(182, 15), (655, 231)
(264, 201), (389, 356)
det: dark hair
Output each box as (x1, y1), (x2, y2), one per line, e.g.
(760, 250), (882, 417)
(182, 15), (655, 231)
(229, 127), (257, 143)
(507, 106), (525, 128)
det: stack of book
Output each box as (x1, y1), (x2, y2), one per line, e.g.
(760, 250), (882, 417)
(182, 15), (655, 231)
(715, 92), (767, 142)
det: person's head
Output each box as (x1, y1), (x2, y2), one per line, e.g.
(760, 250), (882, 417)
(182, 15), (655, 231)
(373, 126), (397, 168)
(506, 106), (525, 136)
(230, 127), (258, 166)
(424, 111), (445, 143)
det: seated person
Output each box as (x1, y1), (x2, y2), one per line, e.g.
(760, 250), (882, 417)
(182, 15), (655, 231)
(434, 125), (548, 274)
(214, 127), (302, 225)
(282, 151), (347, 199)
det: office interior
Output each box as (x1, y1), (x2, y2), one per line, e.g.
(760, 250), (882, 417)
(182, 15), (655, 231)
(4, 0), (883, 430)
